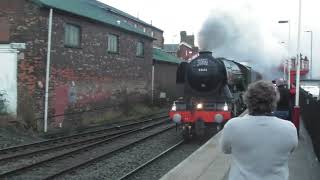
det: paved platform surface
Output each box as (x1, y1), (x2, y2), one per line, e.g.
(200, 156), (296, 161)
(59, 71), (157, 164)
(288, 122), (320, 180)
(160, 120), (320, 180)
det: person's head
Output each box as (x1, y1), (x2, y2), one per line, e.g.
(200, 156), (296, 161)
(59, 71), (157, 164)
(244, 80), (279, 115)
(276, 79), (286, 87)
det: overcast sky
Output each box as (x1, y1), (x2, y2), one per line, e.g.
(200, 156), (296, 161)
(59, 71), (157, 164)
(100, 0), (319, 78)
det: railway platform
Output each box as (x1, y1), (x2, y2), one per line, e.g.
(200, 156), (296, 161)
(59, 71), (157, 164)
(160, 118), (320, 180)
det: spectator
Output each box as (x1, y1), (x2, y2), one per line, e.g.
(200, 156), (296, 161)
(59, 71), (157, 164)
(220, 80), (298, 180)
(274, 79), (292, 121)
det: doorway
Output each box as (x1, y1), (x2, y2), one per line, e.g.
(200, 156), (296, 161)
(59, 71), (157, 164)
(0, 44), (18, 115)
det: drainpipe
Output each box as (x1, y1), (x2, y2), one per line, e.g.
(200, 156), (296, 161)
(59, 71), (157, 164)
(44, 8), (53, 133)
(151, 59), (155, 104)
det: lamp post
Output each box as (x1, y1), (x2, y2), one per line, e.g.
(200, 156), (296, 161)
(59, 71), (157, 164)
(293, 0), (302, 134)
(279, 41), (287, 81)
(305, 30), (313, 79)
(278, 20), (291, 88)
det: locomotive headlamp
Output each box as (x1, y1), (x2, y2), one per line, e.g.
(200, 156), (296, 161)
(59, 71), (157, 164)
(196, 103), (203, 109)
(223, 102), (228, 111)
(215, 114), (224, 123)
(173, 113), (182, 124)
(171, 103), (177, 111)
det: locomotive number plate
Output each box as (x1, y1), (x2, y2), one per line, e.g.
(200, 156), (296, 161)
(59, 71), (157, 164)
(198, 68), (208, 72)
(196, 58), (209, 66)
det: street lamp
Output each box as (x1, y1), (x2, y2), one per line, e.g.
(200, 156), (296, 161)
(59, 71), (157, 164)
(279, 41), (287, 81)
(278, 20), (291, 88)
(293, 0), (302, 134)
(305, 30), (313, 79)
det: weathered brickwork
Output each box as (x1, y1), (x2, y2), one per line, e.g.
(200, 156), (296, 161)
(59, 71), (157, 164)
(109, 13), (163, 48)
(0, 0), (48, 130)
(91, 0), (164, 48)
(1, 0), (153, 131)
(152, 30), (164, 48)
(177, 44), (197, 61)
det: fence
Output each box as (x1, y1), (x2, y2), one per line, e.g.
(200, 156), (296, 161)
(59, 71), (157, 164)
(300, 89), (320, 160)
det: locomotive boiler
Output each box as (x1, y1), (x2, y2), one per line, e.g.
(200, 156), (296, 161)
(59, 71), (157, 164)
(169, 51), (259, 139)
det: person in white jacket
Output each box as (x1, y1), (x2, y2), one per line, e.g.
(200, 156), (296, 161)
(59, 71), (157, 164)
(220, 80), (298, 180)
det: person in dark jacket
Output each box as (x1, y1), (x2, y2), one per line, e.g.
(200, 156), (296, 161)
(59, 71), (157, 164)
(274, 79), (292, 120)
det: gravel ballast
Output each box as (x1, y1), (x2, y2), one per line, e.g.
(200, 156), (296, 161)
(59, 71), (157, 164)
(0, 127), (42, 149)
(59, 128), (183, 180)
(59, 128), (218, 180)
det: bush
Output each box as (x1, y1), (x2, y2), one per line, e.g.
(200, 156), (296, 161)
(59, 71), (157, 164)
(0, 90), (8, 115)
(18, 90), (36, 131)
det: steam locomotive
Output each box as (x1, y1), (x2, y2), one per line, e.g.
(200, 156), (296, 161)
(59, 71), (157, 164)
(169, 51), (261, 139)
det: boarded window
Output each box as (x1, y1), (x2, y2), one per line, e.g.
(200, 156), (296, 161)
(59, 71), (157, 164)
(107, 34), (119, 53)
(136, 41), (144, 57)
(0, 17), (10, 42)
(64, 24), (80, 47)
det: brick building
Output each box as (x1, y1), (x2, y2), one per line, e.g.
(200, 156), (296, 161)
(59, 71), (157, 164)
(92, 1), (164, 48)
(0, 0), (164, 131)
(163, 31), (199, 61)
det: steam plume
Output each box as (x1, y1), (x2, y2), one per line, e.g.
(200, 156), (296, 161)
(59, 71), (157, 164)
(198, 8), (287, 80)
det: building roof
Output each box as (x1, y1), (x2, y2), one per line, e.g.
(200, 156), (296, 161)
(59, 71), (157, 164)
(163, 44), (179, 53)
(179, 42), (192, 49)
(91, 1), (163, 32)
(153, 48), (181, 64)
(32, 0), (154, 39)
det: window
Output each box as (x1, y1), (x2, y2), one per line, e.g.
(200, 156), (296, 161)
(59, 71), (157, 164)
(136, 41), (144, 57)
(64, 24), (81, 47)
(107, 34), (119, 53)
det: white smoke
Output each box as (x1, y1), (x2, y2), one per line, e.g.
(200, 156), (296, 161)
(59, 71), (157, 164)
(198, 6), (287, 80)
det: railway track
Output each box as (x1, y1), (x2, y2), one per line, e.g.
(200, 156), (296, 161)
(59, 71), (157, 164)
(0, 118), (174, 180)
(43, 111), (168, 139)
(0, 114), (168, 161)
(119, 140), (185, 180)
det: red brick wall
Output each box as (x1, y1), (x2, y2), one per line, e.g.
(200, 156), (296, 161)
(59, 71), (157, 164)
(92, 1), (164, 48)
(177, 45), (195, 61)
(117, 16), (164, 48)
(1, 0), (153, 131)
(0, 0), (48, 130)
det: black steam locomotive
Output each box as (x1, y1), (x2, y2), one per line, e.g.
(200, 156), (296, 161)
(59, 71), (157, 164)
(169, 51), (260, 139)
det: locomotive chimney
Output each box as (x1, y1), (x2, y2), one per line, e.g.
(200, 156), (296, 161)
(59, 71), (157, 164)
(199, 51), (213, 56)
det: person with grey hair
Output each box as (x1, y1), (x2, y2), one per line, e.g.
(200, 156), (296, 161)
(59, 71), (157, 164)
(220, 80), (298, 180)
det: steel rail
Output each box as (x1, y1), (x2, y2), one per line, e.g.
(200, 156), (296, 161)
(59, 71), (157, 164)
(0, 127), (138, 162)
(44, 126), (176, 179)
(0, 115), (168, 156)
(118, 140), (185, 180)
(0, 121), (172, 178)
